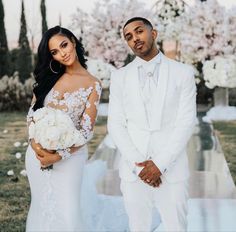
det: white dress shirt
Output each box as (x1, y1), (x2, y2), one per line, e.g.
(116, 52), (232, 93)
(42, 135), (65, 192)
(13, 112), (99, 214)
(134, 53), (161, 173)
(137, 52), (161, 127)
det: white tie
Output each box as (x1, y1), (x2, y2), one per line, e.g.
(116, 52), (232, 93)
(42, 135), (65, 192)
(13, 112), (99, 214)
(140, 63), (158, 102)
(138, 65), (159, 126)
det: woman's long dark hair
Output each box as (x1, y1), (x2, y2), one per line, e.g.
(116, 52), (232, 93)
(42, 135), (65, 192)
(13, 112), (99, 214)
(33, 26), (87, 111)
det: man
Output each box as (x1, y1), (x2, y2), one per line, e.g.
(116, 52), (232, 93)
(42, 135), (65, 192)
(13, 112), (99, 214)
(108, 17), (196, 231)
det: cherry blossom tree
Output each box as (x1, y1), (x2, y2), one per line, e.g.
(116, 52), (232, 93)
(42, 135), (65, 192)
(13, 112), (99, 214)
(179, 0), (233, 66)
(86, 57), (116, 89)
(71, 0), (152, 68)
(152, 0), (185, 53)
(178, 0), (236, 106)
(226, 6), (236, 56)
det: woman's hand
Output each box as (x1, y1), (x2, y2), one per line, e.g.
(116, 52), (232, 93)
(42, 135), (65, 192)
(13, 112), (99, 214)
(30, 139), (44, 156)
(35, 149), (61, 167)
(30, 140), (83, 167)
(30, 139), (61, 167)
(69, 146), (81, 154)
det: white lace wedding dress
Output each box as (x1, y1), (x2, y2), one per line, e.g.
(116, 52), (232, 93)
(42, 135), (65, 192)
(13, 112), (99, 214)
(25, 81), (102, 231)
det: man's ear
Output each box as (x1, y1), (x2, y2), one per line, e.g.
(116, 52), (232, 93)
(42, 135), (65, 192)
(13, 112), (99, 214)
(152, 29), (158, 40)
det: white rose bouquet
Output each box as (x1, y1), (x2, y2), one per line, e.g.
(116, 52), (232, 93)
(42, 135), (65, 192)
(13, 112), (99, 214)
(28, 107), (85, 169)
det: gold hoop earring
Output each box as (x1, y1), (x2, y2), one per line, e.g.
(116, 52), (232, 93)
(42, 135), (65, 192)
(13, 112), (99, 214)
(49, 59), (61, 74)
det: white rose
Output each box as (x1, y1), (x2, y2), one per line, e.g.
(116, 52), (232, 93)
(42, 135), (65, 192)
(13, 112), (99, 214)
(29, 107), (85, 150)
(73, 130), (86, 146)
(45, 113), (56, 126)
(33, 107), (47, 121)
(15, 152), (22, 159)
(60, 132), (74, 149)
(7, 170), (14, 176)
(14, 142), (21, 147)
(23, 142), (28, 146)
(20, 169), (27, 176)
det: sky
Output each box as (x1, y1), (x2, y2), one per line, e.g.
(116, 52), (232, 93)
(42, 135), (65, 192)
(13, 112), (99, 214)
(2, 0), (236, 49)
(3, 0), (100, 48)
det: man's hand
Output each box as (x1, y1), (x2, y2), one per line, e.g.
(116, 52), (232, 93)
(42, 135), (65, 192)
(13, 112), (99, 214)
(150, 177), (162, 188)
(136, 160), (162, 188)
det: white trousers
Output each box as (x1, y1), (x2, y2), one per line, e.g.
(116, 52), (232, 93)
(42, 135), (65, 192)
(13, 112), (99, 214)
(121, 178), (189, 232)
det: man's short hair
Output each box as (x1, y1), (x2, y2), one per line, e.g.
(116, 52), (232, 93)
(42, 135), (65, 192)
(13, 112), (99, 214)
(123, 17), (153, 30)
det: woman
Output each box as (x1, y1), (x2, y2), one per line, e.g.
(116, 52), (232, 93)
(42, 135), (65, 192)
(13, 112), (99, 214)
(25, 26), (102, 231)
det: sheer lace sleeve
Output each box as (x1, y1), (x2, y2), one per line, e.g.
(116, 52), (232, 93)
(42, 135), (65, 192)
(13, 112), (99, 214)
(27, 95), (36, 125)
(27, 105), (34, 124)
(78, 81), (102, 144)
(44, 80), (102, 148)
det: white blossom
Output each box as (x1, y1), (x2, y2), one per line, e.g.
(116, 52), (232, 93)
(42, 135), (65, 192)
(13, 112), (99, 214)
(203, 55), (236, 89)
(15, 152), (22, 159)
(180, 0), (235, 65)
(14, 142), (21, 147)
(71, 0), (152, 67)
(20, 169), (27, 177)
(0, 73), (34, 111)
(226, 7), (236, 55)
(29, 107), (85, 150)
(7, 170), (14, 176)
(23, 142), (28, 146)
(87, 58), (116, 88)
(3, 129), (8, 133)
(153, 0), (185, 42)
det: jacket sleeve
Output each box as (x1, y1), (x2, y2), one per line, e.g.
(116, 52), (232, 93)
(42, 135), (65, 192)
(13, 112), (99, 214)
(107, 70), (145, 174)
(153, 66), (197, 173)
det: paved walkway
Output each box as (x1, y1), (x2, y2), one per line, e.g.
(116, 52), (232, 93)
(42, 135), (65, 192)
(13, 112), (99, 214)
(188, 119), (236, 199)
(92, 114), (236, 231)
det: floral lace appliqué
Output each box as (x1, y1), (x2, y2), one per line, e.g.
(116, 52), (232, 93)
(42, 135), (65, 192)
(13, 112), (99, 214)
(95, 81), (102, 96)
(44, 87), (92, 129)
(41, 83), (101, 145)
(80, 113), (93, 141)
(94, 81), (102, 110)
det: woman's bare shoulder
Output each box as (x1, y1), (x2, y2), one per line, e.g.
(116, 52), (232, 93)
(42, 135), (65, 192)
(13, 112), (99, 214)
(82, 71), (102, 87)
(51, 73), (72, 93)
(53, 71), (101, 92)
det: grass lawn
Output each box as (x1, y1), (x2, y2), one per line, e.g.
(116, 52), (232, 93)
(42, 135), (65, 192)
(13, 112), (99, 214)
(213, 121), (236, 185)
(0, 111), (107, 231)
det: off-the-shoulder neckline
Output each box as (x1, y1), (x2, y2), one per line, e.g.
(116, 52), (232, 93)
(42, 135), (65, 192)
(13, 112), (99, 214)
(49, 81), (101, 96)
(49, 85), (94, 97)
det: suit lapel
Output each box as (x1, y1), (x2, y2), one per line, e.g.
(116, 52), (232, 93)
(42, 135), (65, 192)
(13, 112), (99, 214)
(124, 59), (149, 129)
(150, 55), (169, 130)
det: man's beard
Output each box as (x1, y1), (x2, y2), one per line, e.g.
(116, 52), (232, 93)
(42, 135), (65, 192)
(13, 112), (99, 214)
(135, 40), (155, 57)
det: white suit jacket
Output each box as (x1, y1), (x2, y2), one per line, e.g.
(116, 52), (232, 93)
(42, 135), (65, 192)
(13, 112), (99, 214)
(107, 53), (196, 183)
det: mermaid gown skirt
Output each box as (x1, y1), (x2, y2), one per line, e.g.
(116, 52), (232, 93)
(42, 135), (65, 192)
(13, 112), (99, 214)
(25, 145), (88, 231)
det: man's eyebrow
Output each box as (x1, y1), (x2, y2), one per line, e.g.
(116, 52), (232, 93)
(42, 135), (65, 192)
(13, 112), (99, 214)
(124, 32), (131, 38)
(133, 26), (143, 31)
(124, 26), (143, 38)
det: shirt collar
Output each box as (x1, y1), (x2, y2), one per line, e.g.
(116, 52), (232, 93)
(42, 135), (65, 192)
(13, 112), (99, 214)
(135, 51), (162, 67)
